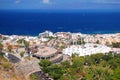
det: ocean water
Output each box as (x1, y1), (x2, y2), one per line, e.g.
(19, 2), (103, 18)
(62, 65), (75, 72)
(0, 10), (120, 36)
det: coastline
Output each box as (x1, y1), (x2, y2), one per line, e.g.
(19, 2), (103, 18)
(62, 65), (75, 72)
(1, 30), (120, 36)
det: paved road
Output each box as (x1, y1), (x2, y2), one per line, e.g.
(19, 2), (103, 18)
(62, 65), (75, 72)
(7, 54), (21, 63)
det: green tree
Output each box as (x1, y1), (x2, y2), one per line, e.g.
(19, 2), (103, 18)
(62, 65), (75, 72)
(7, 45), (12, 52)
(30, 74), (38, 80)
(24, 40), (29, 48)
(0, 43), (3, 53)
(61, 61), (70, 68)
(39, 59), (52, 68)
(72, 57), (84, 71)
(48, 64), (64, 80)
(20, 51), (25, 57)
(103, 52), (113, 61)
(90, 53), (104, 64)
(60, 75), (76, 80)
(108, 58), (120, 69)
(87, 65), (113, 80)
(72, 53), (79, 58)
(113, 68), (120, 79)
(17, 39), (24, 44)
(39, 60), (50, 73)
(17, 39), (29, 47)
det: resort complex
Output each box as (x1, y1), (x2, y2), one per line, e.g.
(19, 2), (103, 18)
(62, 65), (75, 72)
(63, 43), (111, 56)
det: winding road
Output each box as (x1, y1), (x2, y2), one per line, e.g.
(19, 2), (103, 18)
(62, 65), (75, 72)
(7, 54), (21, 63)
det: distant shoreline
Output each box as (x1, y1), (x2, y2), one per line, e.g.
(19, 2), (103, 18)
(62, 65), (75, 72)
(1, 30), (120, 36)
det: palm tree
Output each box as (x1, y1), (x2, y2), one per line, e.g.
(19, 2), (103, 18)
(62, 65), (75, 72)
(89, 65), (113, 80)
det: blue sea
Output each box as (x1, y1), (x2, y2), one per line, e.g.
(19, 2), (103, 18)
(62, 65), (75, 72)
(0, 10), (120, 36)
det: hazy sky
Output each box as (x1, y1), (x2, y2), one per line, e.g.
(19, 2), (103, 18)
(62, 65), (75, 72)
(0, 0), (120, 11)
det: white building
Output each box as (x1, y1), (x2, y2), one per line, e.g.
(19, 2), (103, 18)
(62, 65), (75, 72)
(62, 43), (111, 56)
(39, 31), (54, 38)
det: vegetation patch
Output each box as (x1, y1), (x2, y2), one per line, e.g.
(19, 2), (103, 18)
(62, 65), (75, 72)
(39, 52), (120, 80)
